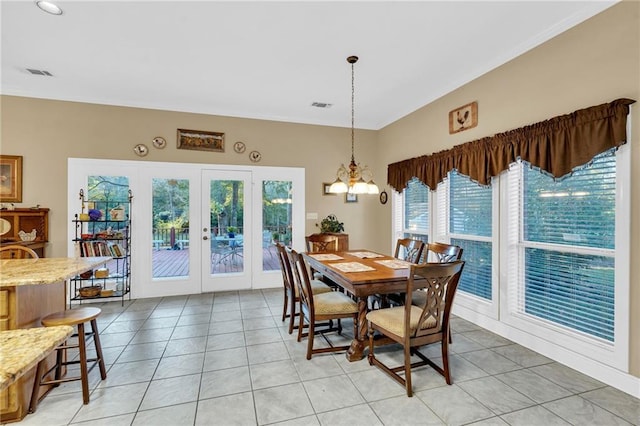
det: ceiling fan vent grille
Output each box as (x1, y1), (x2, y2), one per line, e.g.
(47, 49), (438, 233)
(26, 69), (53, 76)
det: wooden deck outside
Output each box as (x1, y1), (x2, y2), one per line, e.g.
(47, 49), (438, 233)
(151, 246), (280, 277)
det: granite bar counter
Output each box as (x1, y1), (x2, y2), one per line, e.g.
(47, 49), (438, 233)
(0, 326), (73, 391)
(0, 257), (111, 288)
(0, 256), (110, 422)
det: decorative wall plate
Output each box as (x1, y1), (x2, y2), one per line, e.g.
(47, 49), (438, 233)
(249, 150), (262, 162)
(233, 141), (246, 153)
(133, 143), (149, 157)
(379, 190), (388, 205)
(0, 218), (11, 236)
(152, 136), (166, 149)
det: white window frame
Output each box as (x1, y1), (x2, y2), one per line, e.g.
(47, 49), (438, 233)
(500, 143), (630, 371)
(436, 175), (499, 320)
(390, 180), (435, 254)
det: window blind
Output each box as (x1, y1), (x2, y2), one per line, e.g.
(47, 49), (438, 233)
(449, 171), (493, 300)
(404, 178), (429, 236)
(519, 149), (616, 342)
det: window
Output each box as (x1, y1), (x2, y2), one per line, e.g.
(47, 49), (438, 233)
(393, 146), (629, 370)
(504, 146), (629, 369)
(402, 177), (430, 243)
(520, 150), (616, 341)
(448, 171), (493, 300)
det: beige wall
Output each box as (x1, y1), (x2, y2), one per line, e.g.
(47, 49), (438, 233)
(0, 97), (382, 257)
(378, 1), (640, 377)
(0, 1), (637, 379)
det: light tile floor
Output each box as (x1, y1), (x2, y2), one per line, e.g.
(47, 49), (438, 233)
(16, 289), (639, 426)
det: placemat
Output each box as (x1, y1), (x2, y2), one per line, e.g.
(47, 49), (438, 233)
(349, 251), (384, 259)
(375, 259), (412, 269)
(332, 262), (376, 273)
(308, 253), (344, 261)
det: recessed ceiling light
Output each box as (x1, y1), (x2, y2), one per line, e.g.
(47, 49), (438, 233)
(36, 1), (63, 15)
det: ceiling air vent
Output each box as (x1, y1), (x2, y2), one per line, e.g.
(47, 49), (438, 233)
(311, 102), (332, 108)
(26, 69), (53, 76)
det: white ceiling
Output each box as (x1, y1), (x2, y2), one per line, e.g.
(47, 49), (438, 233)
(1, 1), (616, 130)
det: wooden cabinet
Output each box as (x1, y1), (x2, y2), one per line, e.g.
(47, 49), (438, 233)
(0, 208), (49, 258)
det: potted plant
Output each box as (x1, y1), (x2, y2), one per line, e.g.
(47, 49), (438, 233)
(227, 226), (237, 238)
(318, 214), (344, 233)
(271, 231), (280, 243)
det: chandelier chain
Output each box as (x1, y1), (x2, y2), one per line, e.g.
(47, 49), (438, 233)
(351, 59), (355, 162)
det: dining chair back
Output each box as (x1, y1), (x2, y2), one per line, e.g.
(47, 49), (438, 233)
(277, 243), (332, 334)
(289, 249), (358, 359)
(394, 238), (425, 264)
(413, 242), (463, 307)
(367, 260), (465, 396)
(305, 234), (339, 252)
(424, 241), (463, 263)
(0, 245), (39, 259)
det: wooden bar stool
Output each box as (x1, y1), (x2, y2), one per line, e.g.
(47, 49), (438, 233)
(29, 307), (107, 412)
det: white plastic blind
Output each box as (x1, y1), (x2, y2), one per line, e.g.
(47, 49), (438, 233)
(449, 171), (493, 300)
(403, 178), (429, 241)
(519, 149), (616, 342)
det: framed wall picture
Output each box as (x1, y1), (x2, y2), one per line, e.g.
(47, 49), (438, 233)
(177, 128), (225, 152)
(449, 101), (478, 134)
(345, 193), (358, 203)
(0, 155), (23, 203)
(322, 183), (336, 196)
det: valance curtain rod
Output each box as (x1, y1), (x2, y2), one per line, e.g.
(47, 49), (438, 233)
(387, 98), (635, 192)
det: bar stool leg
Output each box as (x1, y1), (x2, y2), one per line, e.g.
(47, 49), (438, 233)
(90, 319), (107, 380)
(29, 359), (46, 413)
(77, 322), (90, 404)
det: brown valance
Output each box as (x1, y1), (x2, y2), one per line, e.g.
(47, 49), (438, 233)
(387, 98), (636, 192)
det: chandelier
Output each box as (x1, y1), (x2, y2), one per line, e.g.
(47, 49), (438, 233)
(328, 56), (379, 195)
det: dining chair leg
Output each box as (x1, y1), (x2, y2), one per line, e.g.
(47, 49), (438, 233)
(288, 294), (296, 335)
(442, 336), (452, 385)
(306, 320), (315, 360)
(281, 289), (288, 323)
(297, 312), (304, 342)
(404, 344), (413, 397)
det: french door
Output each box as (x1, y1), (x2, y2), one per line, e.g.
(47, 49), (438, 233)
(201, 170), (252, 292)
(68, 159), (304, 300)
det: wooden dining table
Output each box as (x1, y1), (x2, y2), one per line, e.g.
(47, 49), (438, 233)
(303, 250), (414, 361)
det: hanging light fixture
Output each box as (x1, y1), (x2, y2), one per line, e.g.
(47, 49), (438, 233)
(328, 56), (379, 195)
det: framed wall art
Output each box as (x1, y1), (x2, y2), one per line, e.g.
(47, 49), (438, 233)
(0, 155), (23, 203)
(345, 193), (358, 203)
(177, 128), (225, 152)
(449, 101), (478, 134)
(322, 183), (336, 196)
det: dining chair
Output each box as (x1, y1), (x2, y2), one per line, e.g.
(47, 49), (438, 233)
(367, 260), (465, 396)
(381, 238), (427, 308)
(289, 249), (359, 359)
(412, 242), (463, 306)
(0, 245), (39, 259)
(305, 234), (339, 252)
(305, 233), (341, 288)
(276, 243), (332, 334)
(394, 238), (425, 263)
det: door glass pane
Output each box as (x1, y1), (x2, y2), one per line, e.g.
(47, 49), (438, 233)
(210, 179), (244, 274)
(263, 180), (292, 271)
(152, 178), (190, 278)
